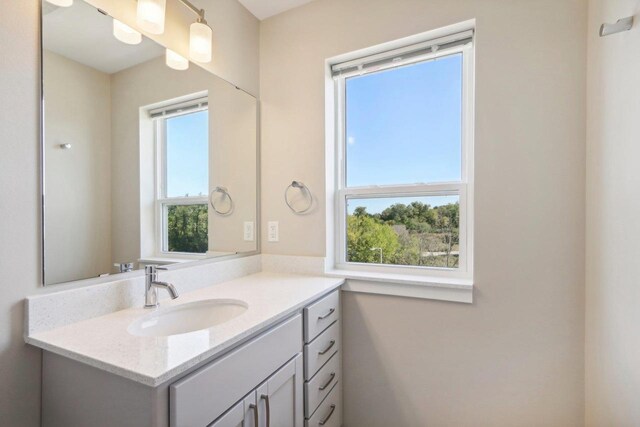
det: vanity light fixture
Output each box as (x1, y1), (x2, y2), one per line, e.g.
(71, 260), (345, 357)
(134, 0), (214, 63)
(178, 0), (213, 63)
(136, 0), (167, 35)
(45, 0), (73, 6)
(189, 18), (213, 63)
(165, 49), (189, 70)
(113, 19), (142, 45)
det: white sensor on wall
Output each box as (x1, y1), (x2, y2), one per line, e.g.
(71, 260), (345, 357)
(268, 221), (279, 242)
(244, 222), (255, 242)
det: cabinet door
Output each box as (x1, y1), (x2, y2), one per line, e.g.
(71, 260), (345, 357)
(210, 392), (259, 427)
(257, 353), (303, 427)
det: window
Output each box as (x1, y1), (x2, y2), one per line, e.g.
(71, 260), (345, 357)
(153, 98), (209, 255)
(332, 30), (474, 280)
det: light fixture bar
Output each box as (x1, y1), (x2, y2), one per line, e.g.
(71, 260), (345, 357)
(177, 0), (205, 20)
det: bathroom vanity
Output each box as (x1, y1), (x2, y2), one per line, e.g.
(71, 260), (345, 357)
(26, 272), (344, 427)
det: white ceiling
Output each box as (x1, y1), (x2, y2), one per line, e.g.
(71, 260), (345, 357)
(238, 0), (316, 20)
(43, 1), (164, 74)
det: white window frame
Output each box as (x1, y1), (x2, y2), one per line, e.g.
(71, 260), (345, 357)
(331, 31), (475, 285)
(153, 104), (209, 258)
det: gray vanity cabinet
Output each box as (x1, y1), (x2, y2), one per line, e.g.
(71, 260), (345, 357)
(255, 353), (304, 427)
(302, 290), (342, 427)
(41, 291), (341, 427)
(209, 392), (257, 427)
(171, 316), (303, 427)
(210, 354), (303, 427)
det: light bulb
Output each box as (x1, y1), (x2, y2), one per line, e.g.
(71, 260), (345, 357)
(113, 19), (142, 45)
(136, 0), (166, 35)
(166, 49), (189, 71)
(45, 0), (73, 6)
(189, 21), (212, 63)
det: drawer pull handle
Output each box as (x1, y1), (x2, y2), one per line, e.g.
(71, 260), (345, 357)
(261, 394), (271, 427)
(318, 308), (335, 320)
(249, 403), (259, 427)
(319, 372), (336, 391)
(319, 404), (336, 426)
(318, 340), (336, 355)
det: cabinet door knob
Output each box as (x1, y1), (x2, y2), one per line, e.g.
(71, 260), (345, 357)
(319, 372), (336, 391)
(260, 394), (271, 427)
(318, 308), (335, 320)
(319, 404), (336, 426)
(318, 340), (336, 356)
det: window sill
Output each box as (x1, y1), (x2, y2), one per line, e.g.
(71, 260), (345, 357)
(325, 269), (473, 303)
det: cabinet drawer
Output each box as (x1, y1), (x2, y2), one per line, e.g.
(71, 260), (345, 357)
(304, 352), (341, 418)
(303, 321), (339, 380)
(304, 291), (340, 343)
(305, 381), (341, 427)
(170, 315), (302, 427)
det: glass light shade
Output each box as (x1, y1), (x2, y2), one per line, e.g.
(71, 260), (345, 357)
(45, 0), (73, 6)
(166, 49), (189, 71)
(189, 22), (212, 63)
(113, 20), (142, 45)
(136, 0), (166, 35)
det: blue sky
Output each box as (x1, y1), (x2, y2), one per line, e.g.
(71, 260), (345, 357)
(345, 53), (462, 214)
(166, 110), (209, 198)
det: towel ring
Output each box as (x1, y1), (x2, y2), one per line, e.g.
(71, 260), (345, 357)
(285, 181), (313, 214)
(210, 186), (234, 216)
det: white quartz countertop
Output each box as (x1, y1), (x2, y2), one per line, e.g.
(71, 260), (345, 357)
(26, 272), (344, 386)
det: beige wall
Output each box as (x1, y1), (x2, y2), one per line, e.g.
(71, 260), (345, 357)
(260, 0), (587, 425)
(0, 0), (260, 425)
(44, 51), (112, 284)
(586, 0), (640, 425)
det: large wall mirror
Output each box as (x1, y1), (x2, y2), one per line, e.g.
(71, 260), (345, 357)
(41, 0), (259, 285)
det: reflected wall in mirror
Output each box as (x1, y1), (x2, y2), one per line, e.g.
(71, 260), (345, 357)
(42, 0), (259, 285)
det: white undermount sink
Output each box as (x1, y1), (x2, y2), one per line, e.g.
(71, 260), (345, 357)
(127, 299), (249, 337)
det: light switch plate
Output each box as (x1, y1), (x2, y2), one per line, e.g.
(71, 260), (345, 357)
(267, 221), (279, 242)
(243, 221), (254, 241)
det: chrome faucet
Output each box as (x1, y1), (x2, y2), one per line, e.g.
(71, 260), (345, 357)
(144, 265), (179, 308)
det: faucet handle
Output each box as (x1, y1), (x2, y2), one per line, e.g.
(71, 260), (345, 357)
(114, 262), (134, 273)
(145, 264), (169, 274)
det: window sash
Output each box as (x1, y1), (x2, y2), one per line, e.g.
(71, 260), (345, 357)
(153, 107), (209, 256)
(333, 39), (474, 279)
(336, 184), (469, 277)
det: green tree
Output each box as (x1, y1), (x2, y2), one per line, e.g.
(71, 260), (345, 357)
(378, 202), (437, 231)
(167, 204), (208, 253)
(348, 201), (460, 268)
(347, 213), (399, 264)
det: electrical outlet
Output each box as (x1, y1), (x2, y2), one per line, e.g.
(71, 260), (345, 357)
(243, 221), (254, 241)
(268, 221), (279, 242)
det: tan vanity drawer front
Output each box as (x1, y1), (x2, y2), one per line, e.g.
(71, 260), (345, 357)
(304, 290), (340, 343)
(170, 315), (302, 427)
(303, 320), (340, 380)
(305, 380), (342, 427)
(304, 351), (341, 418)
